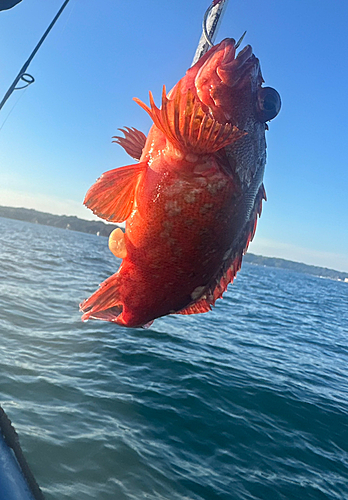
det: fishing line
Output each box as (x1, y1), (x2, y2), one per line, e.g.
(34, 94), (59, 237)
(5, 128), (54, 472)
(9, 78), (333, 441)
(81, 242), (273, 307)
(58, 0), (77, 35)
(0, 0), (71, 112)
(0, 86), (28, 134)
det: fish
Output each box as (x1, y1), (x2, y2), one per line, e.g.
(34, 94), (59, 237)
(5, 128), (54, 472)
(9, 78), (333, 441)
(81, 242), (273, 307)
(80, 38), (281, 328)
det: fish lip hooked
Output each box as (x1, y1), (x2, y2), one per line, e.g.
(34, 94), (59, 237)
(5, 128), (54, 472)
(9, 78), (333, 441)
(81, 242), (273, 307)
(220, 43), (261, 89)
(195, 37), (261, 95)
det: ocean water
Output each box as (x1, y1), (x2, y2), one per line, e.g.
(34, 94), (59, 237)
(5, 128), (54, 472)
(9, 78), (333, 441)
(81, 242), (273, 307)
(0, 216), (347, 500)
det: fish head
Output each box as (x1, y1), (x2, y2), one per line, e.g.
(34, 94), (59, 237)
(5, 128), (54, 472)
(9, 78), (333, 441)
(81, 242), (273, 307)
(134, 38), (281, 187)
(187, 38), (281, 129)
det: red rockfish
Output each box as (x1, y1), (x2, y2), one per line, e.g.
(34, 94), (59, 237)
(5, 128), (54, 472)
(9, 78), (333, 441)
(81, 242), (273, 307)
(80, 38), (281, 327)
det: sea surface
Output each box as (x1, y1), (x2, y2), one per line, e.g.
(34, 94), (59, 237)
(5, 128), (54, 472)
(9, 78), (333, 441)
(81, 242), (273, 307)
(0, 216), (347, 500)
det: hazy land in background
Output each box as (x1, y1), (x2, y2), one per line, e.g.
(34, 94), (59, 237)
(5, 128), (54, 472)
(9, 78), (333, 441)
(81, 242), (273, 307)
(1, 205), (347, 283)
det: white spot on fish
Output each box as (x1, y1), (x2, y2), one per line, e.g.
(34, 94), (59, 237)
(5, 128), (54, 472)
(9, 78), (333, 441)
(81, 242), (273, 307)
(193, 163), (209, 174)
(191, 285), (205, 301)
(184, 192), (196, 203)
(174, 148), (184, 159)
(206, 178), (228, 195)
(196, 177), (207, 187)
(186, 153), (198, 162)
(165, 200), (182, 217)
(184, 187), (203, 204)
(199, 203), (213, 215)
(223, 248), (232, 260)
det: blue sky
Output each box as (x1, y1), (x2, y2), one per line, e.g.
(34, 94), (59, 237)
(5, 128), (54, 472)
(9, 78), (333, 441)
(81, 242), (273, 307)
(0, 0), (347, 271)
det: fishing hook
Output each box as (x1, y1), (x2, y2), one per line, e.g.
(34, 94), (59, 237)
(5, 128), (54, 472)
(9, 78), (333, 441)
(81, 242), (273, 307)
(235, 30), (247, 49)
(192, 0), (229, 65)
(203, 2), (246, 49)
(202, 0), (225, 48)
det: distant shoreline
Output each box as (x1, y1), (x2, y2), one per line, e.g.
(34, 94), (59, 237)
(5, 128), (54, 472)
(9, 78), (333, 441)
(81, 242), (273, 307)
(0, 205), (121, 238)
(244, 253), (348, 283)
(1, 205), (347, 282)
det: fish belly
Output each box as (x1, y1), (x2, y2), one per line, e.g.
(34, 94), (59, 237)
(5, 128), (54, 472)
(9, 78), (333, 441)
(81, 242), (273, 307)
(118, 169), (240, 325)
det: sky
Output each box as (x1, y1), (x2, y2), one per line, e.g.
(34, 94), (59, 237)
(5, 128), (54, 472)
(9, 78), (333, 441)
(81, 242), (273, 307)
(0, 0), (347, 272)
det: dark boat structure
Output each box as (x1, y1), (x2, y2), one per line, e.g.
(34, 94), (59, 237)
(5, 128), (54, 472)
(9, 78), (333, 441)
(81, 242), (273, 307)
(0, 406), (44, 500)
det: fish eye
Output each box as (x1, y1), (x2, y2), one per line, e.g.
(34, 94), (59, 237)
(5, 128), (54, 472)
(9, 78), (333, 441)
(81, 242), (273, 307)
(256, 87), (281, 122)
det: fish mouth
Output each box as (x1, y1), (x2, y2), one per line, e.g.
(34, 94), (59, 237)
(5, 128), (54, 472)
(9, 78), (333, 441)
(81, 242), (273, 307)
(195, 37), (261, 86)
(193, 38), (262, 119)
(216, 39), (261, 89)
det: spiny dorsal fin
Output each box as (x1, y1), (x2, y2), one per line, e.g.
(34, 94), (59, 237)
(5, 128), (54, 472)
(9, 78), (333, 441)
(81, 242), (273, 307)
(84, 161), (147, 222)
(112, 127), (146, 161)
(134, 82), (246, 154)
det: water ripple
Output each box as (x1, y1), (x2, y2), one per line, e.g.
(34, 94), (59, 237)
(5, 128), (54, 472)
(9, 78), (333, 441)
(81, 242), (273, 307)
(0, 217), (347, 499)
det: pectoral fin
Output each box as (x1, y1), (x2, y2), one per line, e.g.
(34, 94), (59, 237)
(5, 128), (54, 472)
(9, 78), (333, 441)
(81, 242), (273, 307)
(84, 161), (147, 222)
(112, 127), (146, 161)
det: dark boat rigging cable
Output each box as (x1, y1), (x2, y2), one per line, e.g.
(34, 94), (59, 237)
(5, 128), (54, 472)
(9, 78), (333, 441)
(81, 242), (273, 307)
(0, 0), (71, 112)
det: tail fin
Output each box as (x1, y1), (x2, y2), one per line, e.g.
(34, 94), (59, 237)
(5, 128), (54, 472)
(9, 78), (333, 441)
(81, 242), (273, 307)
(80, 273), (123, 322)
